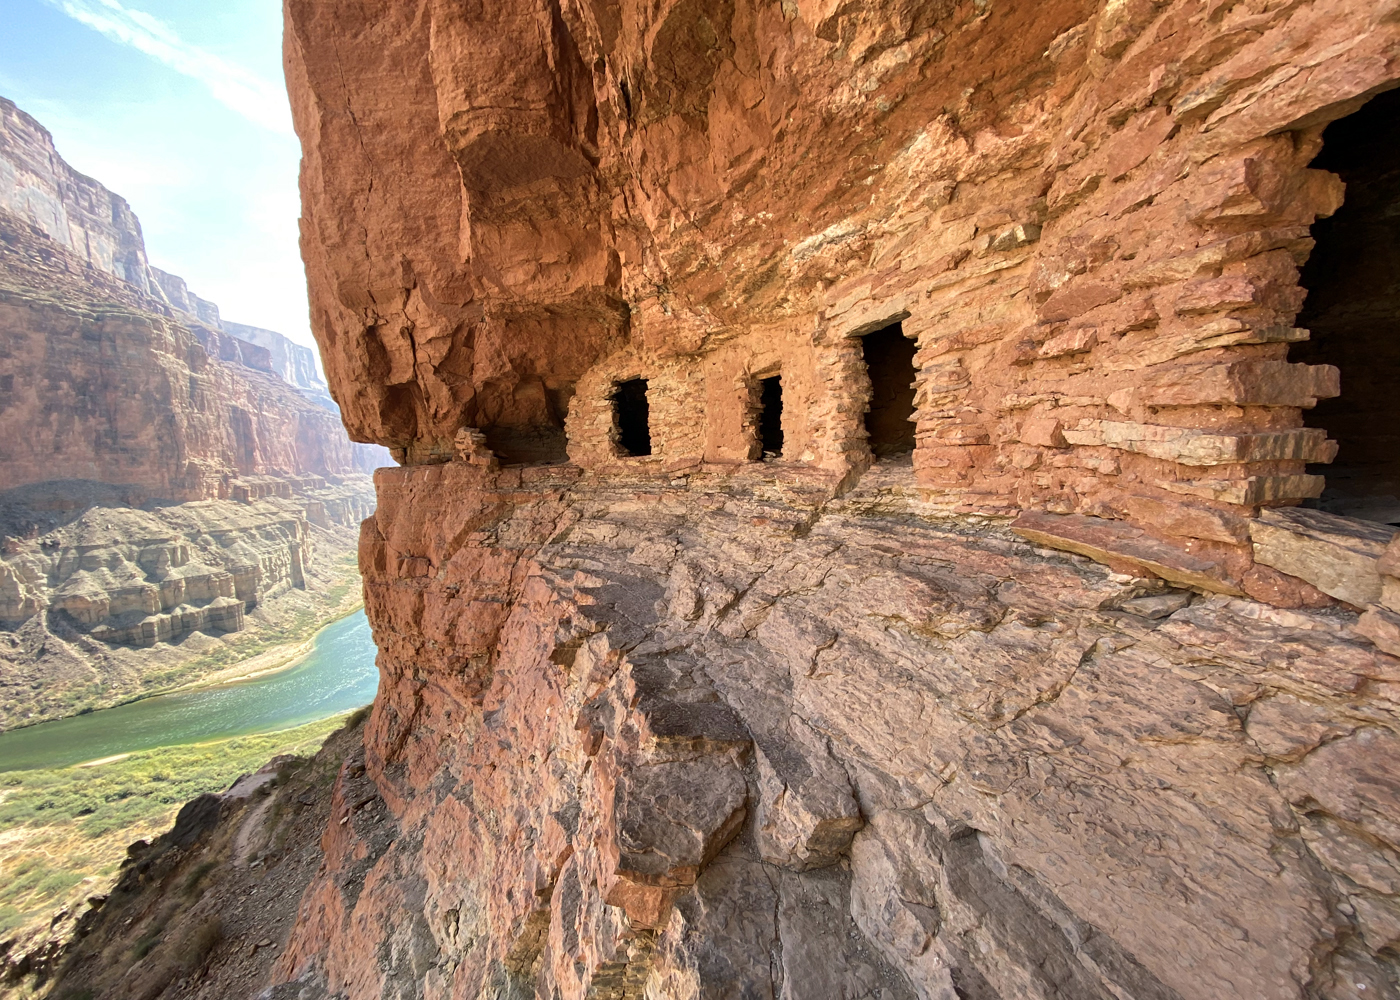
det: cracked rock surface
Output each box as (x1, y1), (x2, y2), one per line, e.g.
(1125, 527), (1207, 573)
(260, 462), (1400, 999)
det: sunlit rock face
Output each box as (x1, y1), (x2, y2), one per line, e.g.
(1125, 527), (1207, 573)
(276, 1), (1400, 998)
(0, 208), (375, 500)
(0, 97), (392, 482)
(0, 97), (159, 295)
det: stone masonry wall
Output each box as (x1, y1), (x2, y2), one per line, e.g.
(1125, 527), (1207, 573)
(286, 0), (1399, 610)
(272, 1), (1400, 999)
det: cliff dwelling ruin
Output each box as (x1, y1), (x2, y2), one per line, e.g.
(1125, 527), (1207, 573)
(34, 1), (1400, 999)
(755, 373), (784, 459)
(612, 377), (654, 457)
(860, 322), (919, 459)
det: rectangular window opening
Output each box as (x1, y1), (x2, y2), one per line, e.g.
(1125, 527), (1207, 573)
(612, 378), (652, 457)
(861, 323), (917, 459)
(758, 375), (784, 459)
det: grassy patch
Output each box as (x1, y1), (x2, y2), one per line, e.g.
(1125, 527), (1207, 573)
(0, 714), (349, 951)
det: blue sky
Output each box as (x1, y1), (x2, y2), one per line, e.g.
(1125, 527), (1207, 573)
(0, 0), (315, 348)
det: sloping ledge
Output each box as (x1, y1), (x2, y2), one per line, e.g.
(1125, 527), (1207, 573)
(1010, 511), (1245, 595)
(1015, 506), (1400, 660)
(1249, 507), (1397, 608)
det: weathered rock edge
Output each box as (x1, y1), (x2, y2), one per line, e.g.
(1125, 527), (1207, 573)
(258, 463), (1400, 1000)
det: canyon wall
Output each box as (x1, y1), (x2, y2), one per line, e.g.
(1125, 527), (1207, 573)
(143, 0), (1400, 997)
(0, 473), (375, 729)
(223, 319), (336, 407)
(0, 97), (159, 296)
(0, 100), (389, 731)
(0, 206), (376, 499)
(0, 95), (367, 451)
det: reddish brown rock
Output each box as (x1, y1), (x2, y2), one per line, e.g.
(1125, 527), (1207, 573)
(0, 210), (371, 500)
(251, 464), (1400, 1000)
(241, 0), (1400, 997)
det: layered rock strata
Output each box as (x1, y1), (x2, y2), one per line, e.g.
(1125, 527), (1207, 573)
(286, 0), (1399, 601)
(224, 0), (1400, 997)
(0, 474), (374, 729)
(259, 463), (1397, 999)
(0, 208), (375, 498)
(0, 96), (381, 465)
(0, 96), (159, 296)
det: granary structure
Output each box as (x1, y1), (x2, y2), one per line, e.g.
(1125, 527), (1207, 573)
(170, 1), (1400, 997)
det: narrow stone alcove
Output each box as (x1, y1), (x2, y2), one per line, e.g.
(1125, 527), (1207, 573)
(1294, 87), (1400, 524)
(860, 323), (917, 459)
(480, 378), (575, 465)
(757, 375), (783, 460)
(612, 378), (652, 457)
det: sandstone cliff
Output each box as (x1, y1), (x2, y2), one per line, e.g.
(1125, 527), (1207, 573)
(256, 0), (1400, 997)
(0, 96), (384, 472)
(222, 320), (338, 410)
(33, 1), (1400, 998)
(0, 100), (390, 731)
(0, 207), (375, 499)
(0, 97), (159, 297)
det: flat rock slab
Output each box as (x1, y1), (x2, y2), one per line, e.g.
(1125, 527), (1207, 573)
(1251, 507), (1396, 607)
(1011, 510), (1244, 594)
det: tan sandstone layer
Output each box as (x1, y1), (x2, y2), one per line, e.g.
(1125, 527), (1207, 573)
(0, 474), (374, 730)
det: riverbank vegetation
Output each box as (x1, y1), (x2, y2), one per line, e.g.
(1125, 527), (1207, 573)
(0, 713), (353, 952)
(1, 547), (365, 733)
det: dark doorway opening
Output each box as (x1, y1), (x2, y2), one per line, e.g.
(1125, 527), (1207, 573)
(757, 375), (784, 459)
(613, 378), (652, 457)
(1294, 87), (1400, 524)
(861, 323), (917, 459)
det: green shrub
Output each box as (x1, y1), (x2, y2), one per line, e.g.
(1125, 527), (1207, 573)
(182, 860), (218, 900)
(131, 928), (162, 960)
(0, 712), (353, 950)
(0, 904), (25, 936)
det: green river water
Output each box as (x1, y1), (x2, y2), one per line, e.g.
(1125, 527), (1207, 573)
(0, 610), (380, 771)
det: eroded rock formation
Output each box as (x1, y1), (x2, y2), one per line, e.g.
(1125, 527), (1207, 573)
(0, 97), (159, 296)
(0, 101), (390, 730)
(0, 96), (388, 477)
(53, 0), (1400, 997)
(253, 464), (1395, 1000)
(0, 206), (372, 499)
(0, 472), (374, 729)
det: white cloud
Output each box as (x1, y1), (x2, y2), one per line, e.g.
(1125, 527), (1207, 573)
(42, 0), (293, 134)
